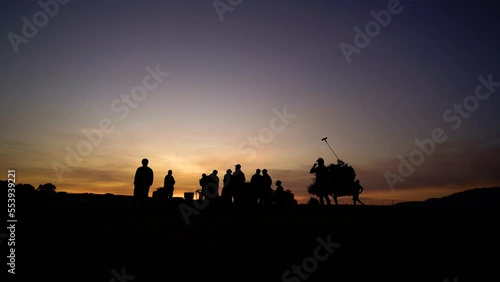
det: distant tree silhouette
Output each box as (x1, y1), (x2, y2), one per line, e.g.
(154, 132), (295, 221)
(37, 183), (56, 193)
(282, 189), (297, 206)
(307, 178), (317, 196)
(17, 183), (36, 195)
(307, 197), (320, 206)
(152, 187), (165, 200)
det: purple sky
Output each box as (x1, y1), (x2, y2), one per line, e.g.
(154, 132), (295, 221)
(1, 0), (499, 203)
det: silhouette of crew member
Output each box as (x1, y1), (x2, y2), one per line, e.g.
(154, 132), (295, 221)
(232, 164), (246, 205)
(208, 170), (220, 197)
(198, 173), (209, 201)
(310, 158), (331, 206)
(251, 169), (264, 206)
(221, 169), (233, 206)
(273, 180), (285, 207)
(353, 180), (365, 206)
(163, 170), (175, 204)
(134, 158), (154, 206)
(251, 168), (262, 184)
(262, 169), (273, 205)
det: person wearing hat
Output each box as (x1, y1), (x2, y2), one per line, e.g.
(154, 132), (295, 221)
(232, 164), (246, 205)
(310, 157), (331, 205)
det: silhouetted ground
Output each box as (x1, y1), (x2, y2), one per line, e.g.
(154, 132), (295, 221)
(6, 188), (500, 282)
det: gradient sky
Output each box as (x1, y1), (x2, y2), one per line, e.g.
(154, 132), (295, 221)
(1, 0), (499, 204)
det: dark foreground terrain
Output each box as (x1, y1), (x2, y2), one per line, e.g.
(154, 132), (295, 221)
(5, 189), (500, 282)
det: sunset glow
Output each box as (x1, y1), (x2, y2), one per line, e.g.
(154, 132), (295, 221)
(1, 0), (499, 204)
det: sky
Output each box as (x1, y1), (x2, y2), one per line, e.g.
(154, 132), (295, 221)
(1, 0), (499, 204)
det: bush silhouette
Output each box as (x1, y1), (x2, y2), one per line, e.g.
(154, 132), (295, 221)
(37, 183), (56, 193)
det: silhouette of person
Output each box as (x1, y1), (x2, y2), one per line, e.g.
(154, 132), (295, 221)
(231, 164), (246, 205)
(310, 158), (331, 206)
(134, 158), (154, 206)
(198, 173), (209, 201)
(273, 180), (285, 207)
(353, 180), (365, 205)
(262, 169), (273, 205)
(251, 169), (264, 205)
(251, 168), (262, 184)
(163, 170), (175, 204)
(221, 169), (233, 206)
(208, 170), (220, 197)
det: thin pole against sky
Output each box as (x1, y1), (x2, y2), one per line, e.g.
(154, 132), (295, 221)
(321, 137), (340, 161)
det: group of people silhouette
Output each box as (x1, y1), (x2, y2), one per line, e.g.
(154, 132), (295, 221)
(133, 156), (365, 207)
(199, 164), (291, 207)
(133, 159), (292, 207)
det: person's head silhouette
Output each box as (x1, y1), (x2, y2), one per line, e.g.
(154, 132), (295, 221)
(316, 158), (324, 165)
(256, 169), (261, 174)
(226, 169), (232, 174)
(142, 158), (149, 166)
(212, 170), (218, 175)
(168, 170), (172, 175)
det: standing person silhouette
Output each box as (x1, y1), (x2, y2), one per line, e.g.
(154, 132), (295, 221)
(198, 173), (208, 201)
(134, 158), (154, 206)
(310, 158), (331, 206)
(232, 164), (246, 205)
(163, 170), (175, 204)
(221, 169), (233, 206)
(262, 169), (273, 205)
(251, 169), (264, 205)
(352, 180), (365, 206)
(208, 169), (220, 197)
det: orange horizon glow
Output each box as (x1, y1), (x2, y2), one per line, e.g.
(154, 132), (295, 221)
(2, 2), (500, 207)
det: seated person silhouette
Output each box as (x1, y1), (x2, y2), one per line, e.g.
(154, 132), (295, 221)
(273, 180), (285, 207)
